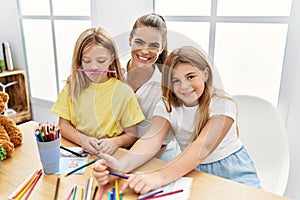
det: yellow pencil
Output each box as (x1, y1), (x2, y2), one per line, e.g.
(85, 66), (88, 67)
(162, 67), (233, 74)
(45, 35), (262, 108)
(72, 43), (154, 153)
(8, 169), (40, 199)
(80, 187), (83, 200)
(115, 179), (120, 200)
(15, 173), (38, 200)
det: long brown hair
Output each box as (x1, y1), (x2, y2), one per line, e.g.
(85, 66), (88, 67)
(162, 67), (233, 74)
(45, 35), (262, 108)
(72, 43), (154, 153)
(67, 27), (123, 102)
(161, 46), (214, 138)
(130, 13), (168, 69)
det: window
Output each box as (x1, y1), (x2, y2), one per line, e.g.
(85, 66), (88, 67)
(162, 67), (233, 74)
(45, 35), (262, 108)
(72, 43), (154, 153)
(18, 0), (91, 101)
(155, 0), (293, 106)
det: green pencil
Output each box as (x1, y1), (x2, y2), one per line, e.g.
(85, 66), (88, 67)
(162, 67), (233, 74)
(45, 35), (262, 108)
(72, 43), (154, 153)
(71, 185), (77, 200)
(65, 158), (100, 177)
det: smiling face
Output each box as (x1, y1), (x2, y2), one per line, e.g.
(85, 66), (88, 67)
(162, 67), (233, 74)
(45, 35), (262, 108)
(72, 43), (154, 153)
(172, 63), (209, 107)
(81, 45), (114, 83)
(129, 25), (164, 68)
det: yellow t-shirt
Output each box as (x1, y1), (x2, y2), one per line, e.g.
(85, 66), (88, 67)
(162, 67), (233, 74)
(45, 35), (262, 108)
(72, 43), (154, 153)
(51, 78), (145, 138)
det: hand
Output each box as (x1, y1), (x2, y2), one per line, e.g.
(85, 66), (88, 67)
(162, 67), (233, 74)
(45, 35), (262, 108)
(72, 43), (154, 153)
(93, 154), (123, 185)
(93, 159), (112, 185)
(77, 131), (99, 155)
(120, 172), (165, 195)
(97, 138), (118, 155)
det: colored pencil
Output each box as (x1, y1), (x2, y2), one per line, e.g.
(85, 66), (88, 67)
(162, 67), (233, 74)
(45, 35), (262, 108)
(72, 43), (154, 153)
(71, 186), (77, 200)
(115, 180), (120, 200)
(146, 189), (184, 199)
(15, 176), (37, 200)
(60, 145), (85, 157)
(8, 169), (40, 199)
(98, 183), (108, 200)
(138, 190), (164, 200)
(108, 171), (128, 179)
(92, 186), (98, 200)
(112, 187), (115, 200)
(83, 178), (90, 200)
(86, 178), (94, 200)
(65, 158), (100, 177)
(79, 187), (84, 200)
(53, 177), (60, 200)
(75, 69), (116, 73)
(21, 170), (42, 200)
(66, 187), (74, 200)
(107, 191), (111, 200)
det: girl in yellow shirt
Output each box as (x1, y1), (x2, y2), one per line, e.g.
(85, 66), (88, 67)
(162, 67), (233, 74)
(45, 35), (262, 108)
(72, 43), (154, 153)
(52, 27), (144, 155)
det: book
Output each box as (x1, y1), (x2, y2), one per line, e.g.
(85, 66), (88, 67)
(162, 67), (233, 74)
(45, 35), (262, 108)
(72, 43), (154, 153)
(58, 147), (88, 174)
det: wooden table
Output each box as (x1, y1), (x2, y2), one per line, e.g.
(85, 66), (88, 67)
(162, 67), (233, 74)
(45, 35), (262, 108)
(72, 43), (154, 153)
(0, 121), (290, 200)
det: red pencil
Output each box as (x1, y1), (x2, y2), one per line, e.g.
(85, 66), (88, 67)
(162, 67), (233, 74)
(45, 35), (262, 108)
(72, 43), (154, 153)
(145, 189), (184, 199)
(66, 186), (74, 200)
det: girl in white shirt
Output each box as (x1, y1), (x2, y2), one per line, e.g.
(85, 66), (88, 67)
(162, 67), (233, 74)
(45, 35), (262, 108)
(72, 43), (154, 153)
(93, 46), (261, 194)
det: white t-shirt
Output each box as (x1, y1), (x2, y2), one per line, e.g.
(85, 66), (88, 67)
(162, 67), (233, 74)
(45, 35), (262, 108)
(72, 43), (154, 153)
(122, 61), (173, 144)
(153, 96), (242, 164)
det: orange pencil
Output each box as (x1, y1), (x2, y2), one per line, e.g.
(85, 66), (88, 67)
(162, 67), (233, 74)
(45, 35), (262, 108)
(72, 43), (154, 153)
(8, 169), (40, 199)
(21, 170), (42, 200)
(15, 173), (40, 200)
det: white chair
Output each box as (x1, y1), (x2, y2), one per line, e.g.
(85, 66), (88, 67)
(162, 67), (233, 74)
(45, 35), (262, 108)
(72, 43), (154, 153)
(232, 95), (290, 195)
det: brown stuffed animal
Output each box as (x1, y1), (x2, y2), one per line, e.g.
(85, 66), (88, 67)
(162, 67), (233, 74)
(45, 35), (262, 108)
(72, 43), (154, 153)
(0, 92), (23, 158)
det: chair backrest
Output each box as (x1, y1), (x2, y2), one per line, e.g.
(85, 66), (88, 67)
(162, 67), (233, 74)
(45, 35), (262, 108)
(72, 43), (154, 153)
(232, 95), (290, 195)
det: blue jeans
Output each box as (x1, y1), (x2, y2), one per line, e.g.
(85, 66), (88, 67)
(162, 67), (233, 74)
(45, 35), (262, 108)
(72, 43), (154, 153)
(195, 146), (262, 189)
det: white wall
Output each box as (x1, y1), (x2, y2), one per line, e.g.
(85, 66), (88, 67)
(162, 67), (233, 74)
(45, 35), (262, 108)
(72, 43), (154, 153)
(0, 0), (25, 69)
(93, 0), (153, 36)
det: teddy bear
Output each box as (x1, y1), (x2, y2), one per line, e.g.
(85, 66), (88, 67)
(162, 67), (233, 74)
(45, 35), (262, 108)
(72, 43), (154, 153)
(0, 91), (23, 158)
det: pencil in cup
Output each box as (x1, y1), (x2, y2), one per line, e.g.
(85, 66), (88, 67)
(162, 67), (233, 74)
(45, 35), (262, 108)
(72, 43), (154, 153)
(34, 122), (60, 142)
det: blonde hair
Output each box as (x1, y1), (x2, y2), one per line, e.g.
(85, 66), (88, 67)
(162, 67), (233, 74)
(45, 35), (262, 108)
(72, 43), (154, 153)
(67, 27), (123, 102)
(130, 13), (168, 69)
(162, 46), (234, 139)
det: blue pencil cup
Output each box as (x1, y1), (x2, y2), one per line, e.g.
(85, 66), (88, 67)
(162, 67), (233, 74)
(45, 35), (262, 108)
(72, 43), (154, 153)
(36, 138), (60, 174)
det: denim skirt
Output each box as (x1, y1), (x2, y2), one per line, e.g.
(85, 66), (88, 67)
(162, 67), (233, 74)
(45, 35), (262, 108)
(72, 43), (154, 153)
(195, 146), (262, 189)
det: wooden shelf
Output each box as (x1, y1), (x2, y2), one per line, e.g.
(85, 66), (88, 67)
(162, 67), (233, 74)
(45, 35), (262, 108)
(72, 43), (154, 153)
(0, 70), (31, 124)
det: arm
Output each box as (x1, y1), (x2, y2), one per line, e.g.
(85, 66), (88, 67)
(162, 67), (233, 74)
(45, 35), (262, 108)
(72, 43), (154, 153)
(58, 117), (99, 155)
(104, 116), (170, 172)
(122, 116), (171, 171)
(121, 115), (233, 194)
(110, 125), (138, 148)
(58, 117), (80, 145)
(93, 116), (170, 185)
(97, 125), (139, 155)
